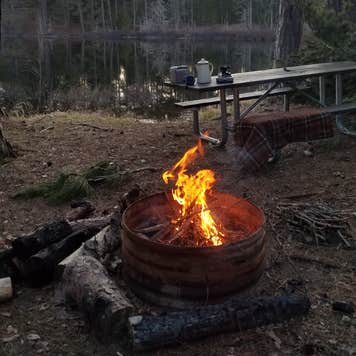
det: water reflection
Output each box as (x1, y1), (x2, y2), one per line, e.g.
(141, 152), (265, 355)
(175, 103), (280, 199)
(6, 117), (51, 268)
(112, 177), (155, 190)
(0, 37), (273, 117)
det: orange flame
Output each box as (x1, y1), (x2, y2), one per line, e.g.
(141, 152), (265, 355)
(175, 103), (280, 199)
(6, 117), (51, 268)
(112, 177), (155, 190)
(162, 140), (224, 246)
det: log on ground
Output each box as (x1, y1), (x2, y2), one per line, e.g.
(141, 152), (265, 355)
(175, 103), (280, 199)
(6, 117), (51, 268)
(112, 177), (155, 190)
(24, 228), (99, 287)
(129, 293), (311, 351)
(0, 277), (13, 304)
(62, 255), (133, 342)
(11, 220), (73, 260)
(57, 211), (122, 277)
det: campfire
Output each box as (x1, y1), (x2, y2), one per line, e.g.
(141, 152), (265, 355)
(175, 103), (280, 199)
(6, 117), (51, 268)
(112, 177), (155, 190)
(122, 139), (268, 307)
(162, 139), (225, 247)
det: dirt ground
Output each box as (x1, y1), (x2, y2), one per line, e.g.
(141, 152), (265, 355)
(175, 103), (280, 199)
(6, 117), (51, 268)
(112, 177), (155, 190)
(0, 111), (355, 356)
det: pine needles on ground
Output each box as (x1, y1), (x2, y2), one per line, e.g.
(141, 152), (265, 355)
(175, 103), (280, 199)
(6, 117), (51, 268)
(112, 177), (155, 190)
(13, 161), (146, 205)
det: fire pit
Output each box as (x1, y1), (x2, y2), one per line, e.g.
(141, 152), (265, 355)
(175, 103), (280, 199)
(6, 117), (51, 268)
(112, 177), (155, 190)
(122, 140), (267, 307)
(122, 191), (266, 307)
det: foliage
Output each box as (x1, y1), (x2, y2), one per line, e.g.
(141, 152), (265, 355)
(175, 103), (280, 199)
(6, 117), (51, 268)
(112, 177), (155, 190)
(13, 161), (125, 205)
(298, 0), (356, 63)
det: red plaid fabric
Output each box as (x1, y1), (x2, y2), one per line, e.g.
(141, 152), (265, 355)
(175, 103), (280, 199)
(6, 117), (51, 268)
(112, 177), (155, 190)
(234, 108), (334, 170)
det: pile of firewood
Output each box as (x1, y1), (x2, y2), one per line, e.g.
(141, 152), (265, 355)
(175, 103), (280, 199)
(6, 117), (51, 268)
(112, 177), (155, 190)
(277, 202), (354, 249)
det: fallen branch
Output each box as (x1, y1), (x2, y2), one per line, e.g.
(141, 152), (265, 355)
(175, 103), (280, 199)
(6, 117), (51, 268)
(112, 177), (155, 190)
(129, 293), (310, 351)
(70, 122), (113, 132)
(277, 202), (354, 248)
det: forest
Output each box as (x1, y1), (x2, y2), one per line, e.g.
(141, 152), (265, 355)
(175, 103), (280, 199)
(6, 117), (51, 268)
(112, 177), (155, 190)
(1, 1), (356, 356)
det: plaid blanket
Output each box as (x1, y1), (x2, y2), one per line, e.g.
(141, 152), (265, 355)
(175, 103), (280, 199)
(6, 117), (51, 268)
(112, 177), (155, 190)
(234, 108), (334, 171)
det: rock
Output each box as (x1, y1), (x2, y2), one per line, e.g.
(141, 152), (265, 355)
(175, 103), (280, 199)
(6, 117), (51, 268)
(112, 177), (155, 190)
(332, 301), (355, 314)
(27, 334), (41, 342)
(341, 315), (352, 325)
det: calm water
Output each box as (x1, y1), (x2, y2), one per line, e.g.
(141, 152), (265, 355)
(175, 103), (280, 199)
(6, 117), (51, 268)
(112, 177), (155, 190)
(0, 37), (273, 116)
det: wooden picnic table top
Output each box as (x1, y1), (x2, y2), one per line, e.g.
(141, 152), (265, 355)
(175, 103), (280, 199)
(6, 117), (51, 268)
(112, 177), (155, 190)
(165, 61), (356, 91)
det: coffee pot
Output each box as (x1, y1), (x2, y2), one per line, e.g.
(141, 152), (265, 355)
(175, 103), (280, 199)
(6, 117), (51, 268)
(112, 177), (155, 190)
(195, 58), (214, 84)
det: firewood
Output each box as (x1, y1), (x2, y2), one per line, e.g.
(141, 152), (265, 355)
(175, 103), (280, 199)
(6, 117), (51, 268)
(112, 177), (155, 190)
(69, 216), (111, 232)
(62, 255), (133, 341)
(11, 221), (73, 260)
(24, 228), (99, 287)
(0, 277), (13, 304)
(129, 293), (310, 352)
(57, 211), (122, 276)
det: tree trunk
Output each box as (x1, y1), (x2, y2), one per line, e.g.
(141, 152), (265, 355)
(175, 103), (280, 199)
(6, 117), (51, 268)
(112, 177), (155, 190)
(129, 293), (311, 352)
(0, 126), (16, 160)
(63, 255), (133, 341)
(101, 0), (106, 30)
(275, 0), (303, 63)
(77, 0), (85, 33)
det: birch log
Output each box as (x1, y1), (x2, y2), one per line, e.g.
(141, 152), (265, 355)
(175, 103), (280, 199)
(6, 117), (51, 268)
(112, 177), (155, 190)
(62, 255), (133, 341)
(0, 277), (13, 303)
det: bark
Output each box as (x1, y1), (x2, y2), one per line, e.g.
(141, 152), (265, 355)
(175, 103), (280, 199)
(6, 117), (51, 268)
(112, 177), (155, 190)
(11, 220), (73, 261)
(58, 211), (121, 274)
(275, 0), (303, 62)
(129, 294), (311, 351)
(0, 277), (13, 304)
(24, 228), (99, 287)
(63, 255), (133, 341)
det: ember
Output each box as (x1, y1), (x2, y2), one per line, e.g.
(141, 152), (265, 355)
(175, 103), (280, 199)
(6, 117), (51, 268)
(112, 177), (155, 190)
(162, 140), (228, 247)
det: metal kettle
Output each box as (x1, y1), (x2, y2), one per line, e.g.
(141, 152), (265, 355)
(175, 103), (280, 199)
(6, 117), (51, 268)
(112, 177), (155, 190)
(195, 58), (214, 84)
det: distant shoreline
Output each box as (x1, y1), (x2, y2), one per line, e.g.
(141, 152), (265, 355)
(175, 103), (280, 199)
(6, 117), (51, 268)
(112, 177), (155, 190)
(2, 25), (274, 43)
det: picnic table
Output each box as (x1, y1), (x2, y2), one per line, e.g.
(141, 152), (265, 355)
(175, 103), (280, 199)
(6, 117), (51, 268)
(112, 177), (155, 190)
(165, 61), (356, 147)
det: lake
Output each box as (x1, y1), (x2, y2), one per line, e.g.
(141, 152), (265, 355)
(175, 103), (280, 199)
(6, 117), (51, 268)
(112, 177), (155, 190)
(0, 37), (274, 116)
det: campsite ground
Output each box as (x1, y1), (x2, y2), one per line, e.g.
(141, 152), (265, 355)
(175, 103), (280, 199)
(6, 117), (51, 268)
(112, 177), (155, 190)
(0, 111), (356, 356)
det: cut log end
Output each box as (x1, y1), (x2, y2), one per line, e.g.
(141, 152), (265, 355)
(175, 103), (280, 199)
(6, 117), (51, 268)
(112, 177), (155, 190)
(0, 277), (13, 304)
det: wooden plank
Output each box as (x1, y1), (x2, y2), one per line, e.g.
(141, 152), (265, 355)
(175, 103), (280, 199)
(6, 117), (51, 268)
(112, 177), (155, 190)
(175, 85), (309, 109)
(166, 62), (356, 91)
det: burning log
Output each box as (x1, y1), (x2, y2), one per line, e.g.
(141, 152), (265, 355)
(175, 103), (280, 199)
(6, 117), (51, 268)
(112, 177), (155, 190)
(129, 293), (310, 352)
(0, 277), (13, 304)
(62, 255), (133, 341)
(23, 228), (99, 287)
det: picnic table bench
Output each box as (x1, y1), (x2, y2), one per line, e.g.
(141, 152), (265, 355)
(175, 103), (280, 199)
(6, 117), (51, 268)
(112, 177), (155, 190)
(165, 61), (356, 146)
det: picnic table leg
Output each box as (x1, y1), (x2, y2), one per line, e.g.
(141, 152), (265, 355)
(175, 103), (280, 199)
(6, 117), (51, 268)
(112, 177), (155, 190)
(319, 76), (326, 106)
(232, 87), (240, 130)
(219, 89), (229, 147)
(335, 73), (347, 134)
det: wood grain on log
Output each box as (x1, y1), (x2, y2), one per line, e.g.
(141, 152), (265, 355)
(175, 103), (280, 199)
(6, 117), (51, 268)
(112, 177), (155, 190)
(62, 255), (133, 341)
(0, 277), (13, 304)
(129, 293), (310, 351)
